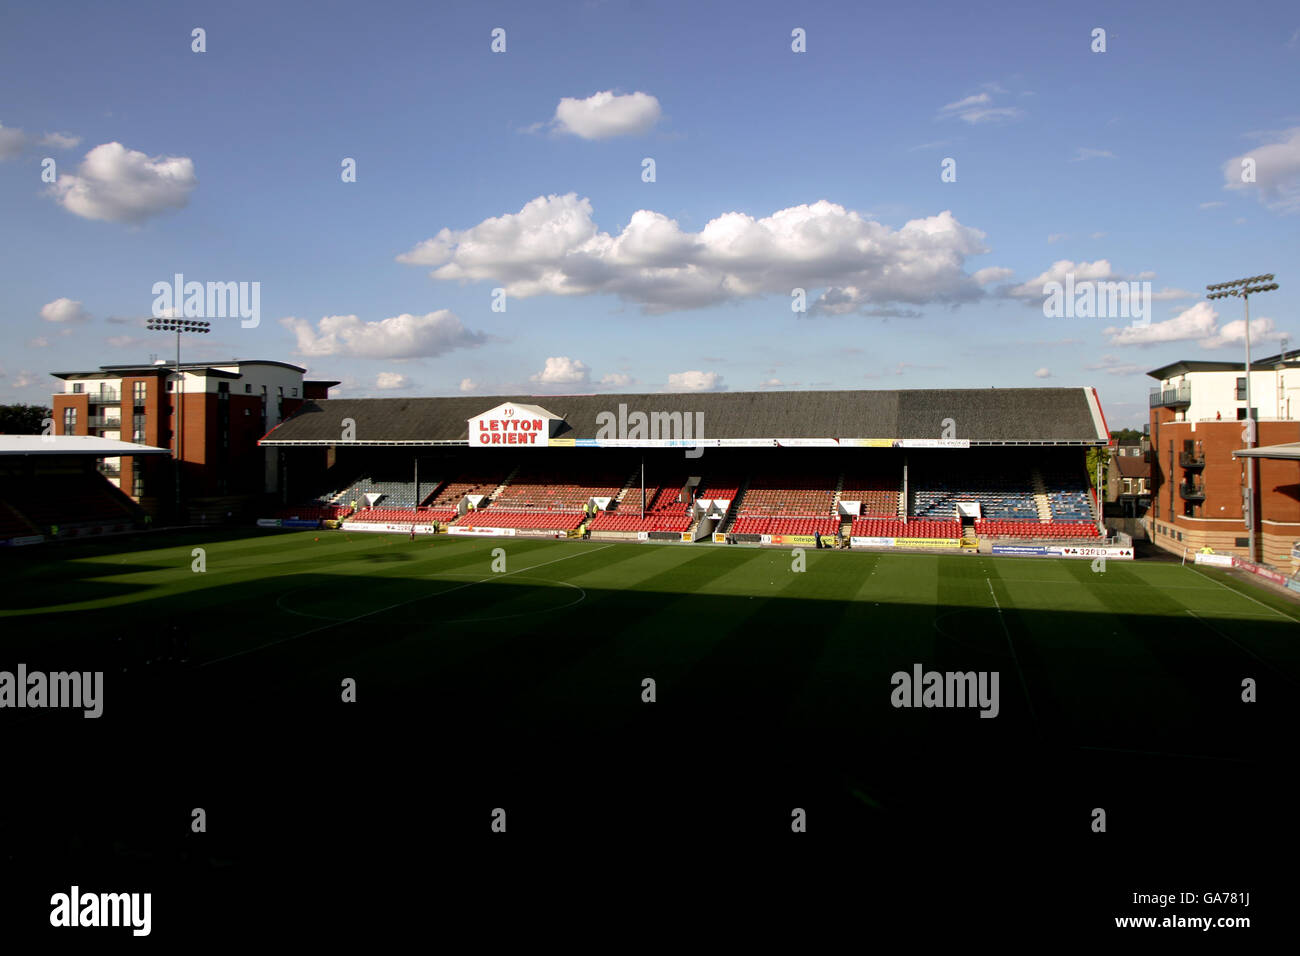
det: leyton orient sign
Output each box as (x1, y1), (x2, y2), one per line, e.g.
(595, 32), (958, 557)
(468, 402), (559, 447)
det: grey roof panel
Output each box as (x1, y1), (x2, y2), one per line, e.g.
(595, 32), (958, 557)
(261, 388), (1107, 445)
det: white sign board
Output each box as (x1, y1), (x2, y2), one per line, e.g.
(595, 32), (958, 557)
(468, 402), (558, 448)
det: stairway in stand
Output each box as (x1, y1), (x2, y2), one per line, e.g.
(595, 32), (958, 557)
(1030, 467), (1052, 522)
(487, 465), (520, 503)
(614, 469), (640, 505)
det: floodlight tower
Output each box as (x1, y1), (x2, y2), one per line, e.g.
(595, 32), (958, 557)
(146, 317), (211, 514)
(1205, 275), (1279, 562)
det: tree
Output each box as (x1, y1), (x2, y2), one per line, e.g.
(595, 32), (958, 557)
(0, 404), (52, 435)
(1110, 427), (1144, 443)
(1086, 445), (1111, 489)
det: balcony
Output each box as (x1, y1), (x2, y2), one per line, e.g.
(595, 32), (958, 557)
(97, 462), (121, 476)
(87, 416), (122, 428)
(1179, 482), (1206, 501)
(1178, 450), (1205, 469)
(1150, 384), (1192, 408)
(85, 389), (121, 404)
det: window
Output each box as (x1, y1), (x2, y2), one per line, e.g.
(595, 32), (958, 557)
(72, 383), (84, 394)
(1236, 377), (1247, 401)
(134, 381), (147, 405)
(1237, 407), (1248, 420)
(62, 407), (76, 435)
(218, 382), (230, 401)
(245, 384), (252, 393)
(291, 387), (298, 397)
(133, 470), (144, 497)
(1235, 537), (1248, 547)
(166, 380), (174, 392)
(1177, 532), (1183, 542)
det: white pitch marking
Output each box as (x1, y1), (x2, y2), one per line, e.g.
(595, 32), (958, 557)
(1187, 567), (1300, 623)
(986, 576), (1037, 723)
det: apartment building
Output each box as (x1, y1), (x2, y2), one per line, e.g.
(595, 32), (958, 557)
(50, 359), (337, 518)
(1146, 352), (1300, 567)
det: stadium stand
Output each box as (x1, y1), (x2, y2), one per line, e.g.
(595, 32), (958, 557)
(731, 515), (840, 536)
(257, 388), (1114, 549)
(1041, 467), (1096, 522)
(349, 507), (444, 525)
(696, 475), (742, 502)
(589, 473), (694, 533)
(490, 466), (627, 511)
(850, 518), (962, 539)
(735, 471), (836, 516)
(1, 473), (141, 531)
(455, 509), (583, 531)
(975, 520), (1100, 539)
(0, 500), (38, 539)
(422, 470), (512, 509)
(273, 503), (352, 521)
(912, 468), (1039, 521)
(588, 511), (692, 533)
(840, 468), (902, 517)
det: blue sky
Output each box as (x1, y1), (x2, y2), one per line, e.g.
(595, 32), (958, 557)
(2, 0), (1298, 428)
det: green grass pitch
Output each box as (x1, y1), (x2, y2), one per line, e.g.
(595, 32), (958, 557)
(5, 527), (1299, 920)
(5, 527), (1296, 764)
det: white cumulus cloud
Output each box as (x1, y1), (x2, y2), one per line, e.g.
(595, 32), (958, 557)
(553, 90), (662, 139)
(375, 372), (411, 390)
(1007, 259), (1122, 299)
(531, 356), (590, 385)
(666, 370), (725, 392)
(47, 142), (197, 224)
(1198, 316), (1286, 349)
(399, 193), (992, 314)
(1101, 302), (1283, 350)
(1222, 127), (1300, 213)
(281, 310), (487, 359)
(40, 132), (81, 149)
(40, 297), (91, 323)
(1104, 301), (1218, 346)
(972, 266), (1014, 286)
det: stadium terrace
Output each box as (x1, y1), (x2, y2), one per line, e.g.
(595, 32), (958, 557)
(248, 387), (1125, 556)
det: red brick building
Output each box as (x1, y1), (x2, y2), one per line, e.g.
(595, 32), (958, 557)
(50, 360), (336, 521)
(1146, 354), (1300, 569)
